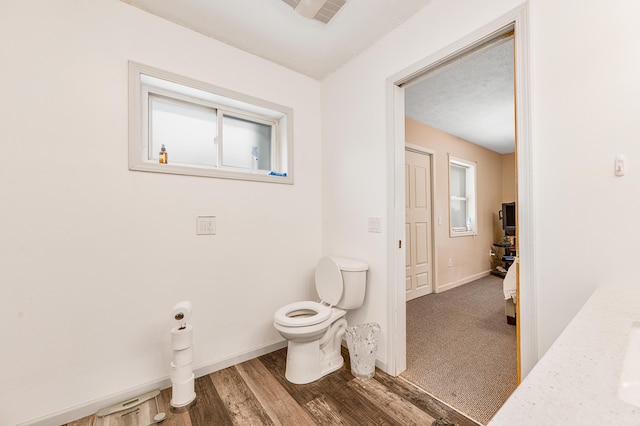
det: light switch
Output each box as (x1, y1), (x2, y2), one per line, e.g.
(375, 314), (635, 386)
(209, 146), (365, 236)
(615, 154), (626, 177)
(368, 217), (381, 233)
(196, 216), (216, 235)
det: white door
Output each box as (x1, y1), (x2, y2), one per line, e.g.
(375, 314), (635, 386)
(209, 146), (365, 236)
(405, 149), (433, 301)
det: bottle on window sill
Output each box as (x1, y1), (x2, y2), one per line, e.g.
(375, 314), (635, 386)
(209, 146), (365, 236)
(159, 144), (168, 164)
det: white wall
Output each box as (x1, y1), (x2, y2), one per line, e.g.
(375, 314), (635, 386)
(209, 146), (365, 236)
(0, 1), (322, 424)
(322, 0), (526, 372)
(322, 0), (640, 375)
(528, 0), (640, 352)
(5, 0), (640, 423)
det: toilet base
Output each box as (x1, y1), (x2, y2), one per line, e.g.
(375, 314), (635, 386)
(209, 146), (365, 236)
(284, 318), (347, 384)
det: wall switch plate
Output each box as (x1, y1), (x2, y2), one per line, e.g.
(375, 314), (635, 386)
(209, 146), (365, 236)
(368, 217), (382, 233)
(615, 154), (626, 176)
(196, 216), (216, 235)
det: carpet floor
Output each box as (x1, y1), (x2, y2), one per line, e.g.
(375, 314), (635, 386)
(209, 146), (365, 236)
(401, 274), (517, 425)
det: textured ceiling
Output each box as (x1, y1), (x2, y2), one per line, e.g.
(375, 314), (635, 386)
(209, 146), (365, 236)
(405, 38), (515, 154)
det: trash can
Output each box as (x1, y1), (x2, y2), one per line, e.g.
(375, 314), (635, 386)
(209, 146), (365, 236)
(345, 322), (380, 378)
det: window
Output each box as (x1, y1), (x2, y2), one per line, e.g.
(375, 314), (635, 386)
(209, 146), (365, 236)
(449, 156), (477, 237)
(129, 61), (293, 183)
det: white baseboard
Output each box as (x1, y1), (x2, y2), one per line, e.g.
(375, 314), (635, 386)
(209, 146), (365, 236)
(341, 339), (388, 376)
(19, 340), (288, 426)
(435, 270), (491, 293)
(193, 340), (287, 378)
(375, 358), (389, 374)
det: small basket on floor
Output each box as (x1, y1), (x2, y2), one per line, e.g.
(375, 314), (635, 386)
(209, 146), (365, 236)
(345, 322), (380, 378)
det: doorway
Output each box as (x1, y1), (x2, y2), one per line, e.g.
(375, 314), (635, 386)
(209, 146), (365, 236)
(386, 2), (535, 412)
(402, 31), (517, 423)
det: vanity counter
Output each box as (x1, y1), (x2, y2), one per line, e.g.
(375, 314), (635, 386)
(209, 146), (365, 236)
(488, 287), (640, 425)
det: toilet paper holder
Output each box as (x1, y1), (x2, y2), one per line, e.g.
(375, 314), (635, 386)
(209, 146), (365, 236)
(170, 300), (196, 412)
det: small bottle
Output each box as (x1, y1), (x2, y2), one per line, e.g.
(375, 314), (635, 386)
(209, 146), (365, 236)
(251, 146), (258, 171)
(159, 144), (168, 164)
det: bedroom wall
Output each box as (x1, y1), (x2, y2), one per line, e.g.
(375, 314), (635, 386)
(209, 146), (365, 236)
(502, 153), (516, 203)
(405, 118), (503, 292)
(0, 1), (322, 424)
(496, 153), (516, 244)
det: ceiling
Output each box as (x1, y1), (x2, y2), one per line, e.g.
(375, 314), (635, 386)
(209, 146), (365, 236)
(405, 38), (515, 154)
(121, 0), (435, 80)
(120, 0), (514, 154)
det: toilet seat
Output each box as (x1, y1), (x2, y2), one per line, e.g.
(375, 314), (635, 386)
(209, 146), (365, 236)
(274, 301), (331, 327)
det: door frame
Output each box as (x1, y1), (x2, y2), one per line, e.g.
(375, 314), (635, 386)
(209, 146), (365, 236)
(385, 4), (536, 379)
(405, 144), (437, 299)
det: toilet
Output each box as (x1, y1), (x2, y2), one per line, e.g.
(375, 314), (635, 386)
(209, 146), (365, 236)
(273, 256), (368, 384)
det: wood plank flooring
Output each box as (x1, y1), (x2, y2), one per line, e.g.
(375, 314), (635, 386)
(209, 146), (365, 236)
(64, 347), (480, 426)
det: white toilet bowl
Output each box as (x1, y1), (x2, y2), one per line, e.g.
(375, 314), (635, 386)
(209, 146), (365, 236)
(273, 257), (368, 384)
(274, 306), (347, 384)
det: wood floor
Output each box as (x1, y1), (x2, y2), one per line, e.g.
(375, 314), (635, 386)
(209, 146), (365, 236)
(65, 347), (480, 426)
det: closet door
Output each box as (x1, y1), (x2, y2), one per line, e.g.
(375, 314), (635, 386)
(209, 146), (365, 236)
(405, 149), (433, 301)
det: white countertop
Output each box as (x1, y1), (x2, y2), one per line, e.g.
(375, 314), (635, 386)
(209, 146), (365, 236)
(489, 287), (640, 425)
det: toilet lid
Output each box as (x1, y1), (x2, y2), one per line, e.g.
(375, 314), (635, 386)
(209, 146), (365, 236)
(273, 301), (331, 327)
(315, 257), (343, 306)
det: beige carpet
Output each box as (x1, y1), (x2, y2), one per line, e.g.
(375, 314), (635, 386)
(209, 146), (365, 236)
(401, 275), (517, 425)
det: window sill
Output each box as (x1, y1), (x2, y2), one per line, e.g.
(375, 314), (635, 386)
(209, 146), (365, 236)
(129, 161), (293, 184)
(128, 61), (293, 185)
(450, 230), (477, 238)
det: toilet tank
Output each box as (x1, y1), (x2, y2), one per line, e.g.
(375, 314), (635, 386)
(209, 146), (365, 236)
(333, 257), (368, 310)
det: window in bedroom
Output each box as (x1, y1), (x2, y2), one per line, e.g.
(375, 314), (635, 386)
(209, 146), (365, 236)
(449, 156), (477, 237)
(128, 61), (293, 184)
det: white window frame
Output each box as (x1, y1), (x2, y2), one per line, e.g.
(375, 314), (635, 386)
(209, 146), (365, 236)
(129, 61), (293, 184)
(448, 155), (477, 237)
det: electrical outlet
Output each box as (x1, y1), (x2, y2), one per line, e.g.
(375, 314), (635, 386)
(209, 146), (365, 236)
(448, 258), (453, 267)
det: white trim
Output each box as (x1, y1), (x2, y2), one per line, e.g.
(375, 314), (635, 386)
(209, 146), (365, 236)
(17, 340), (288, 426)
(374, 357), (389, 373)
(387, 3), (536, 378)
(404, 144), (438, 300)
(512, 3), (537, 377)
(448, 155), (477, 237)
(436, 270), (491, 293)
(387, 83), (406, 376)
(405, 143), (434, 156)
(128, 61), (294, 184)
(341, 342), (389, 373)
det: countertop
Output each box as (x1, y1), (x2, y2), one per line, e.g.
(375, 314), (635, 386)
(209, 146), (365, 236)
(488, 287), (640, 425)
